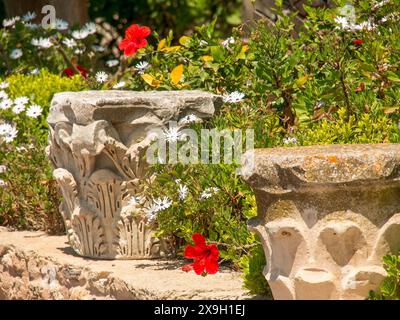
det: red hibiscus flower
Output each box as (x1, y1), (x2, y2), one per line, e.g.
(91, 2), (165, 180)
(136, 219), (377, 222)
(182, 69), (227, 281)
(63, 65), (88, 78)
(352, 39), (364, 46)
(119, 24), (151, 56)
(182, 233), (219, 275)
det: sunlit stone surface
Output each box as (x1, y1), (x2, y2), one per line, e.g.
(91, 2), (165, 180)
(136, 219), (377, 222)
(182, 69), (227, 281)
(242, 144), (400, 299)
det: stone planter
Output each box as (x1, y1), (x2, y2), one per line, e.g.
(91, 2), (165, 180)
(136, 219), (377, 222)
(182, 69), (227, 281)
(242, 144), (400, 300)
(47, 90), (222, 259)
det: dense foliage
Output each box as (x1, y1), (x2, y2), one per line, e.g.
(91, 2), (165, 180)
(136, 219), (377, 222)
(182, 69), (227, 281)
(370, 254), (400, 300)
(0, 71), (85, 232)
(89, 0), (242, 37)
(0, 0), (400, 297)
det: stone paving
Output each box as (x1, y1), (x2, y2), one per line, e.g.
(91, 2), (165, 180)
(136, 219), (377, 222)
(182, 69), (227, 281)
(0, 228), (256, 300)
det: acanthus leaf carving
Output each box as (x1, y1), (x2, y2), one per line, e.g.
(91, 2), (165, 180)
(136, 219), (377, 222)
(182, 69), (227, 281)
(48, 91), (221, 259)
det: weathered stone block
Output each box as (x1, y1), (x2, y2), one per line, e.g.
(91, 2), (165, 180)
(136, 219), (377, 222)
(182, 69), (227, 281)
(0, 230), (252, 300)
(242, 144), (400, 299)
(47, 90), (222, 260)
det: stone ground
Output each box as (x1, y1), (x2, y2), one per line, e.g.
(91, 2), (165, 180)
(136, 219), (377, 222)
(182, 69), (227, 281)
(0, 228), (258, 300)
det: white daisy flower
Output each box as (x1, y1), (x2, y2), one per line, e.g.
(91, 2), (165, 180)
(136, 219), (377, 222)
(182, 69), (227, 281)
(135, 61), (150, 74)
(163, 126), (182, 142)
(25, 22), (39, 30)
(334, 16), (351, 30)
(0, 123), (13, 135)
(113, 81), (126, 89)
(31, 38), (40, 46)
(372, 0), (391, 10)
(26, 105), (42, 118)
(223, 91), (245, 103)
(200, 190), (212, 200)
(72, 29), (89, 40)
(334, 15), (376, 32)
(30, 68), (39, 75)
(95, 71), (108, 83)
(221, 36), (235, 48)
(12, 104), (25, 114)
(145, 204), (159, 222)
(22, 11), (36, 21)
(31, 37), (53, 49)
(83, 22), (97, 35)
(106, 59), (119, 67)
(74, 48), (85, 55)
(0, 165), (6, 173)
(10, 49), (22, 59)
(0, 90), (8, 100)
(3, 16), (20, 28)
(0, 99), (12, 110)
(55, 18), (68, 30)
(153, 196), (172, 211)
(0, 82), (9, 89)
(14, 96), (29, 105)
(283, 137), (298, 145)
(178, 184), (189, 201)
(199, 40), (208, 47)
(63, 38), (76, 48)
(200, 187), (219, 200)
(179, 114), (201, 125)
(92, 45), (104, 52)
(128, 195), (144, 207)
(3, 127), (18, 143)
(16, 146), (27, 152)
(356, 20), (376, 31)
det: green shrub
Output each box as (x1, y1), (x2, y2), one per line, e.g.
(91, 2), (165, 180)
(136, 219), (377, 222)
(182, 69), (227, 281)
(0, 70), (86, 233)
(239, 243), (272, 298)
(369, 254), (400, 300)
(297, 108), (400, 145)
(1, 0), (400, 298)
(149, 163), (257, 264)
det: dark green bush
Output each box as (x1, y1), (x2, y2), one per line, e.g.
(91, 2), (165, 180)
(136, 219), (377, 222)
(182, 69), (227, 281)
(89, 0), (242, 37)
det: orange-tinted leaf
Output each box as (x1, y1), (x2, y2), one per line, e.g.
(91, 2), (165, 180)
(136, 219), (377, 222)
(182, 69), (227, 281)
(171, 64), (184, 85)
(201, 55), (213, 62)
(141, 74), (161, 88)
(157, 39), (166, 51)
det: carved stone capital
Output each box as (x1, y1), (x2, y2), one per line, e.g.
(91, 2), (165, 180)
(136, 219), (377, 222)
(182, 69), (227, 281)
(242, 144), (400, 299)
(47, 90), (222, 259)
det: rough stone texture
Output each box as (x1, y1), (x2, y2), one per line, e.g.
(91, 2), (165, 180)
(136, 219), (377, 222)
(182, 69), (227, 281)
(242, 144), (400, 300)
(47, 91), (222, 260)
(0, 229), (253, 300)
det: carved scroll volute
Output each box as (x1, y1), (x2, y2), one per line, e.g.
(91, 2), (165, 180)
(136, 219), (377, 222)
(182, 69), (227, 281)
(53, 168), (78, 223)
(243, 144), (400, 300)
